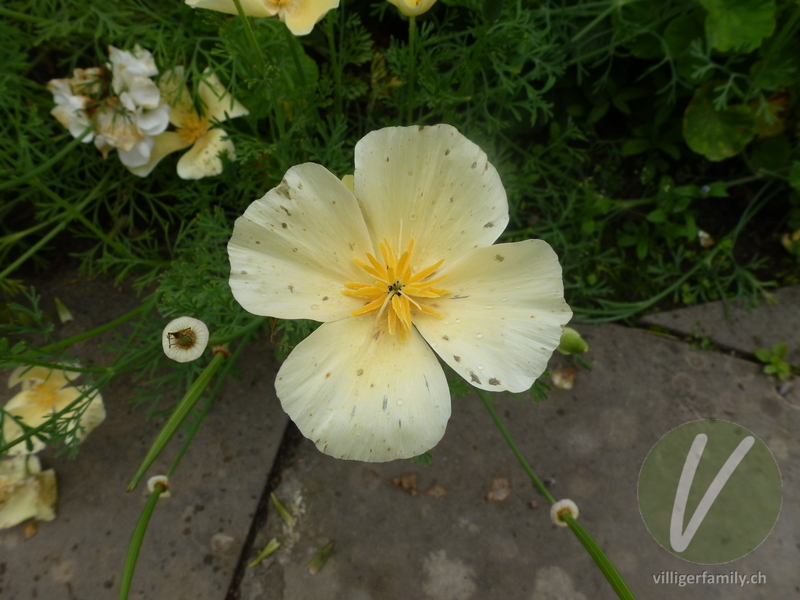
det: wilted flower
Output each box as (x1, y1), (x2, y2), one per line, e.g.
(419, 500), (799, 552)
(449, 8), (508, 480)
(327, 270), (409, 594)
(2, 366), (106, 455)
(228, 125), (571, 462)
(0, 455), (57, 530)
(162, 316), (210, 362)
(550, 498), (579, 527)
(387, 0), (438, 17)
(46, 45), (169, 169)
(129, 68), (248, 179)
(185, 0), (339, 36)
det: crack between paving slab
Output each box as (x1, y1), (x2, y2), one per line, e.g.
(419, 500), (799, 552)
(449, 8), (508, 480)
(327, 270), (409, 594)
(224, 420), (304, 600)
(634, 321), (761, 363)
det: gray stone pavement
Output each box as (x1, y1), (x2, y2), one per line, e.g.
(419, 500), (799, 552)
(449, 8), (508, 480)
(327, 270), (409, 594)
(2, 278), (799, 599)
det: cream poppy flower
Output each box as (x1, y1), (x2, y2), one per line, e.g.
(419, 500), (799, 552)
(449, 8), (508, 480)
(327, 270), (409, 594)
(228, 125), (572, 462)
(0, 455), (57, 530)
(3, 366), (106, 456)
(128, 67), (248, 179)
(185, 0), (339, 36)
(387, 0), (437, 17)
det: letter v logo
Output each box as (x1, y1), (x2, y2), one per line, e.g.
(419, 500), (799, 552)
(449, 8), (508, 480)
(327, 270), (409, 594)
(669, 433), (755, 552)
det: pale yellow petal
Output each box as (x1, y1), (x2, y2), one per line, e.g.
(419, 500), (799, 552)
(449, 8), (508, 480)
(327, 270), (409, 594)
(127, 131), (193, 178)
(159, 67), (195, 128)
(386, 0), (438, 17)
(198, 71), (249, 123)
(176, 128), (234, 179)
(353, 124), (508, 269)
(276, 316), (450, 462)
(8, 366), (78, 390)
(280, 0), (340, 36)
(414, 239), (572, 393)
(185, 0), (277, 17)
(228, 163), (374, 321)
(0, 455), (57, 529)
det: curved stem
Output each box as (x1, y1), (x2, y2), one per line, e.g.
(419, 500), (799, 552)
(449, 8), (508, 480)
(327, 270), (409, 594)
(476, 387), (637, 600)
(406, 16), (417, 125)
(119, 485), (164, 600)
(326, 12), (342, 114)
(231, 0), (267, 75)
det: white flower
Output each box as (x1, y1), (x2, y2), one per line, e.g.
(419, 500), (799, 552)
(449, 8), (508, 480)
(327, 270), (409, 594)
(185, 0), (340, 36)
(108, 45), (160, 108)
(387, 0), (438, 17)
(3, 366), (106, 456)
(0, 455), (57, 530)
(228, 125), (572, 462)
(46, 67), (107, 142)
(128, 68), (248, 179)
(550, 499), (579, 527)
(162, 317), (210, 362)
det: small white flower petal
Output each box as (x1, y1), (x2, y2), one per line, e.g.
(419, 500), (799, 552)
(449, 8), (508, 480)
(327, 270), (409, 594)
(118, 136), (155, 168)
(137, 104), (171, 136)
(0, 455), (57, 530)
(414, 239), (572, 393)
(354, 124), (508, 268)
(175, 128), (233, 179)
(185, 0), (278, 18)
(162, 317), (210, 362)
(126, 131), (193, 178)
(197, 71), (249, 123)
(124, 75), (162, 109)
(276, 316), (450, 462)
(228, 163), (374, 321)
(108, 45), (158, 79)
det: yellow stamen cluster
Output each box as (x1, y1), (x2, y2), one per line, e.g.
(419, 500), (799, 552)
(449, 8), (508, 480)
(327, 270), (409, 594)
(176, 113), (210, 145)
(31, 383), (60, 411)
(343, 239), (448, 338)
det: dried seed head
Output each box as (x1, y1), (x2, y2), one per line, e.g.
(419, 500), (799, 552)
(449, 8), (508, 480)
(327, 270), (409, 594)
(162, 316), (209, 362)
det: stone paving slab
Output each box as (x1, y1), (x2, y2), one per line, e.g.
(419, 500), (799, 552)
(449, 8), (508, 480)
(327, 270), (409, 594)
(641, 286), (800, 365)
(0, 275), (288, 600)
(237, 324), (800, 600)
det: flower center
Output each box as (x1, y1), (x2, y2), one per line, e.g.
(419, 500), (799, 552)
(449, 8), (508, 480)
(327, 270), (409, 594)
(32, 383), (60, 410)
(176, 113), (209, 144)
(342, 238), (449, 338)
(167, 328), (197, 350)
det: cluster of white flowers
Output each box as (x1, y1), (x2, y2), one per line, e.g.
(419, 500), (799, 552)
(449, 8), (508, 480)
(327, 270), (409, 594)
(48, 46), (248, 180)
(47, 45), (170, 170)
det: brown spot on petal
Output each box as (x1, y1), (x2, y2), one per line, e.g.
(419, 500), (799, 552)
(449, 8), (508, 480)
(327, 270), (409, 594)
(471, 162), (477, 169)
(442, 335), (449, 341)
(489, 378), (501, 386)
(454, 356), (461, 362)
(495, 254), (504, 262)
(484, 222), (494, 228)
(281, 223), (288, 229)
(470, 371), (482, 384)
(325, 372), (331, 378)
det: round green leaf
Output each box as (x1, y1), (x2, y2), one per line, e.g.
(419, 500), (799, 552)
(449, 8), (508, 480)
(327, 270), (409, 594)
(700, 0), (776, 53)
(683, 86), (755, 161)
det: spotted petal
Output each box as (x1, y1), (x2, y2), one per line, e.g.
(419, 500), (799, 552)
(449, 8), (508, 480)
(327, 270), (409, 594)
(414, 239), (572, 393)
(276, 315), (450, 462)
(228, 163), (374, 321)
(354, 124), (508, 269)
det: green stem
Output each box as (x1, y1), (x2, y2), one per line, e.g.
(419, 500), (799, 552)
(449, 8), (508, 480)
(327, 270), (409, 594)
(325, 12), (342, 114)
(231, 0), (267, 75)
(564, 516), (637, 600)
(3, 358), (110, 375)
(406, 16), (417, 125)
(476, 389), (555, 503)
(207, 316), (266, 346)
(283, 23), (307, 89)
(0, 125), (95, 192)
(0, 171), (112, 281)
(39, 293), (158, 353)
(476, 388), (636, 600)
(30, 178), (133, 258)
(119, 485), (164, 600)
(126, 350), (228, 492)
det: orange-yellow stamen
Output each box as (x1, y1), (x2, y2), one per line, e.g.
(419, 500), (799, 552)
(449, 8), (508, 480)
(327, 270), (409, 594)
(343, 238), (449, 338)
(176, 113), (210, 145)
